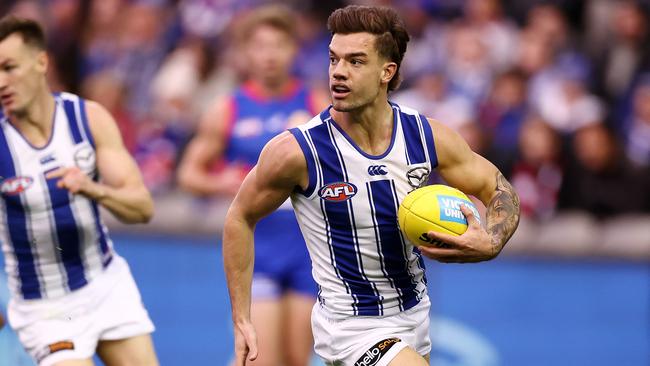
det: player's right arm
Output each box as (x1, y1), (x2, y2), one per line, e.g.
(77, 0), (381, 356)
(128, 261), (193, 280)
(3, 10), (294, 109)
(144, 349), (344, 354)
(177, 96), (243, 196)
(222, 131), (307, 365)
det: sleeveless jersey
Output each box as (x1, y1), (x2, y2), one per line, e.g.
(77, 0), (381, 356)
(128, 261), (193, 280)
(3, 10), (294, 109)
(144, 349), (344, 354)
(0, 93), (114, 301)
(289, 102), (437, 317)
(224, 80), (315, 167)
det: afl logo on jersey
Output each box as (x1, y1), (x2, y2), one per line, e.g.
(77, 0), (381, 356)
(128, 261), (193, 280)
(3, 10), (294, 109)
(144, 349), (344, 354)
(1, 176), (34, 195)
(319, 182), (357, 202)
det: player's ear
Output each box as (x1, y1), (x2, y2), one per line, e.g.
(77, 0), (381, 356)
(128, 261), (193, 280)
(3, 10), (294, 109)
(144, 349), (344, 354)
(34, 50), (48, 74)
(381, 62), (397, 85)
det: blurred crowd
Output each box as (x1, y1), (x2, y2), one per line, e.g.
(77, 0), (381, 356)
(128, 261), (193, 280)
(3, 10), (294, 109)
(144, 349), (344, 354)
(2, 0), (650, 229)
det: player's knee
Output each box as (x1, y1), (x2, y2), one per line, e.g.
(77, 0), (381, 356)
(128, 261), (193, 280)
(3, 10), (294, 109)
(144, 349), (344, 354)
(285, 355), (312, 366)
(100, 350), (158, 366)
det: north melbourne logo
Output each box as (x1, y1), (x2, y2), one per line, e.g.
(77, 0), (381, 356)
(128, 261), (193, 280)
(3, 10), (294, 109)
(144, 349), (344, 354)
(73, 145), (95, 174)
(406, 166), (430, 189)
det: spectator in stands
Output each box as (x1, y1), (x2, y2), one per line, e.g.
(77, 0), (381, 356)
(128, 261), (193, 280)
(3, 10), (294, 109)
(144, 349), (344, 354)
(621, 75), (650, 167)
(46, 0), (86, 92)
(478, 68), (529, 172)
(558, 123), (650, 218)
(397, 2), (447, 87)
(445, 22), (494, 105)
(462, 0), (518, 71)
(81, 0), (125, 78)
(113, 1), (172, 121)
(531, 55), (604, 135)
(525, 3), (572, 53)
(592, 1), (650, 103)
(510, 116), (563, 220)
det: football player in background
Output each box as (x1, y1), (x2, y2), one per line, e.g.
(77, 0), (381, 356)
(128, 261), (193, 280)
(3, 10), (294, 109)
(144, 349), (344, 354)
(178, 6), (328, 366)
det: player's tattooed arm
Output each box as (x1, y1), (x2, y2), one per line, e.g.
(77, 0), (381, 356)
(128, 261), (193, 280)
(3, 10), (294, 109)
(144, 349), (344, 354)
(486, 172), (520, 255)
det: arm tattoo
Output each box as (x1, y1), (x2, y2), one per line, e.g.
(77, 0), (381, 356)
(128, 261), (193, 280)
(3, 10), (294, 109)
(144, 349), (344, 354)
(486, 172), (520, 255)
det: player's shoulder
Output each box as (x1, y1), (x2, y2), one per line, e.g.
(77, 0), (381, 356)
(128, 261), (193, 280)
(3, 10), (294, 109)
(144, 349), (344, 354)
(82, 99), (114, 129)
(257, 130), (307, 184)
(66, 96), (122, 147)
(262, 131), (304, 166)
(55, 92), (113, 131)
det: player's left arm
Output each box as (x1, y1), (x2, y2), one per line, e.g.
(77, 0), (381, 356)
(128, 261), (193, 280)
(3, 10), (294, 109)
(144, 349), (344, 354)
(421, 118), (520, 263)
(46, 101), (153, 224)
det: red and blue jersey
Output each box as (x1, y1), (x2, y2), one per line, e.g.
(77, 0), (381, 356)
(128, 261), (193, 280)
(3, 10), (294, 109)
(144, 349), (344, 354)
(223, 79), (319, 168)
(224, 80), (319, 296)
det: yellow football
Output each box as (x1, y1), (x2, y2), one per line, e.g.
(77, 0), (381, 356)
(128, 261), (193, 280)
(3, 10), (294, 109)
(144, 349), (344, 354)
(398, 184), (481, 247)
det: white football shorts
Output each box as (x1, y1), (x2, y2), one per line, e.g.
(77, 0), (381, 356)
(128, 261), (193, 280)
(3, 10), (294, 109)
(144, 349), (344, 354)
(7, 255), (154, 366)
(311, 296), (431, 366)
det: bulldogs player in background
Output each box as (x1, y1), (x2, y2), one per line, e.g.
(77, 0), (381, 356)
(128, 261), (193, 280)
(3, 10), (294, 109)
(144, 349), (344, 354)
(177, 5), (328, 366)
(0, 16), (158, 366)
(223, 5), (520, 366)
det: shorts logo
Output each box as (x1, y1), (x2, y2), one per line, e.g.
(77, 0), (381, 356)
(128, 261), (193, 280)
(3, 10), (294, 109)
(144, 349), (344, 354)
(35, 341), (75, 362)
(319, 182), (357, 202)
(406, 167), (430, 189)
(0, 176), (34, 195)
(438, 195), (481, 224)
(355, 337), (401, 366)
(367, 165), (388, 176)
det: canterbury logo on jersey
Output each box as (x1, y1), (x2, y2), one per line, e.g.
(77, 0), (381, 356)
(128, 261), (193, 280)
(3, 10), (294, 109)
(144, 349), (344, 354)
(367, 165), (388, 176)
(40, 154), (56, 165)
(319, 182), (357, 202)
(0, 176), (34, 195)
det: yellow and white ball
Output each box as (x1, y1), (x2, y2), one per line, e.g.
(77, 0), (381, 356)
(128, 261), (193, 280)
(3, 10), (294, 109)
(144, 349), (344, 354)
(398, 185), (480, 247)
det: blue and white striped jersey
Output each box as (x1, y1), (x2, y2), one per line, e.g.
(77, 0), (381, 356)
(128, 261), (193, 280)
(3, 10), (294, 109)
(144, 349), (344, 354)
(0, 92), (114, 301)
(289, 102), (437, 317)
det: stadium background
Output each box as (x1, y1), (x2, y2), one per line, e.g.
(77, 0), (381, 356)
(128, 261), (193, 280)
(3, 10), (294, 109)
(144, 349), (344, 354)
(1, 0), (649, 365)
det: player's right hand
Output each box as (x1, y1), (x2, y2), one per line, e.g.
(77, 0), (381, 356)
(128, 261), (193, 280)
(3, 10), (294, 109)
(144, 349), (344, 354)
(45, 166), (104, 198)
(419, 205), (496, 263)
(233, 320), (258, 365)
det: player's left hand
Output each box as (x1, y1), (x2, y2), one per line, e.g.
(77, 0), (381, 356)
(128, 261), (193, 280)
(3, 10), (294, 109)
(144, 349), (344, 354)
(417, 204), (497, 263)
(46, 167), (102, 199)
